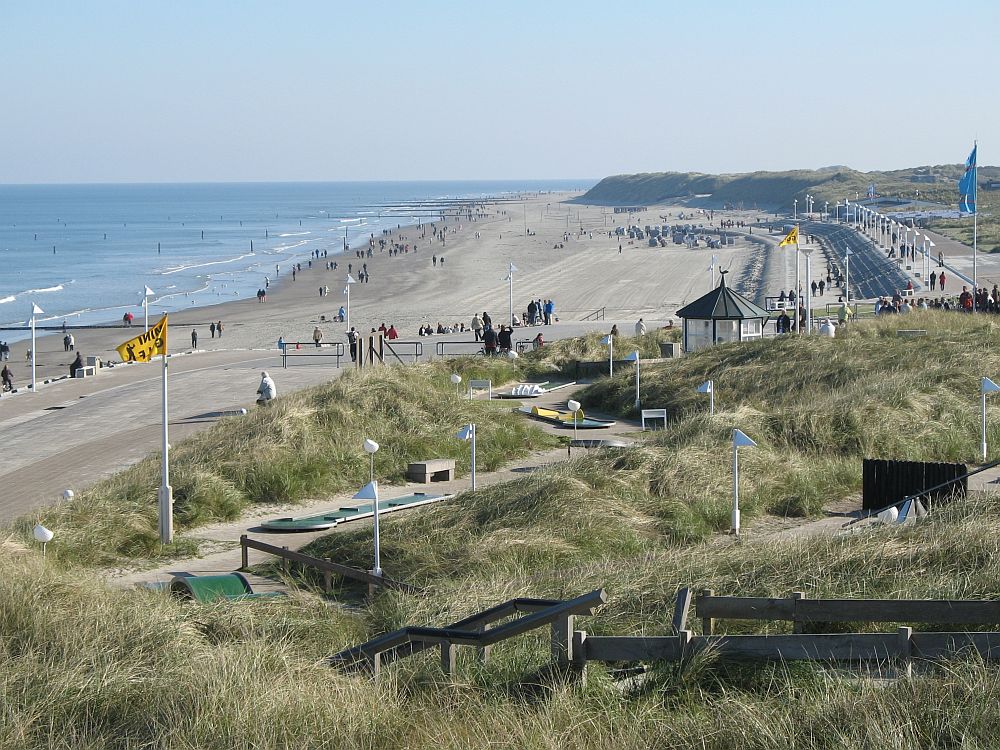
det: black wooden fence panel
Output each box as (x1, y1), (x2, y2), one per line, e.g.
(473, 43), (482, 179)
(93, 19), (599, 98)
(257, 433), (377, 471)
(862, 458), (967, 511)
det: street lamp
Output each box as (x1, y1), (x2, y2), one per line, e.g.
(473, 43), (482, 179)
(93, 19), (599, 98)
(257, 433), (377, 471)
(457, 424), (477, 490)
(567, 399), (581, 441)
(601, 334), (614, 377)
(344, 273), (357, 330)
(981, 378), (1000, 461)
(802, 245), (814, 334)
(142, 286), (154, 332)
(506, 262), (518, 328)
(824, 201), (829, 221)
(844, 246), (853, 304)
(709, 254), (719, 289)
(625, 351), (640, 410)
(30, 302), (43, 392)
(450, 373), (462, 396)
(731, 428), (758, 536)
(697, 380), (714, 415)
(33, 523), (54, 557)
(358, 438), (381, 576)
(793, 198), (798, 221)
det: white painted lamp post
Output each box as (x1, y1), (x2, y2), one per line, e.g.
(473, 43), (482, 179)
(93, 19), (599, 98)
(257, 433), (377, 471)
(731, 428), (758, 536)
(698, 380), (714, 416)
(450, 373), (462, 396)
(344, 274), (357, 330)
(601, 334), (614, 377)
(143, 286), (154, 332)
(567, 399), (581, 442)
(62, 489), (74, 501)
(457, 424), (477, 490)
(625, 351), (640, 410)
(357, 438), (381, 576)
(802, 245), (814, 334)
(506, 262), (518, 327)
(30, 302), (43, 392)
(981, 377), (1000, 461)
(844, 246), (853, 304)
(33, 523), (53, 557)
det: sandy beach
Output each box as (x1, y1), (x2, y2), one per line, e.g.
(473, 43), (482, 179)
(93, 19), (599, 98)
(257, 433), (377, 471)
(0, 194), (774, 389)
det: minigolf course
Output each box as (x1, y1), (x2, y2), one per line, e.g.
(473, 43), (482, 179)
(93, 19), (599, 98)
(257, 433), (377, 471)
(518, 404), (616, 429)
(262, 491), (448, 531)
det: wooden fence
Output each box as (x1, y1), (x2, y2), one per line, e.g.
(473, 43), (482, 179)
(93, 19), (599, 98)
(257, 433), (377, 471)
(332, 587), (1000, 680)
(239, 535), (419, 595)
(862, 458), (967, 511)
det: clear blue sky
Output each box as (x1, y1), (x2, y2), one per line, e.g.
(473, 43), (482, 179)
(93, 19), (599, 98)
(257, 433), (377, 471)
(2, 0), (995, 183)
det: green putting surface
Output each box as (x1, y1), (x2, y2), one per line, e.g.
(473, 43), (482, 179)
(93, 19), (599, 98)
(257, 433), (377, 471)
(263, 492), (446, 531)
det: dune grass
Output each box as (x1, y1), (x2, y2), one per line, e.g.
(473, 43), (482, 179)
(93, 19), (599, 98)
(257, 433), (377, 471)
(583, 310), (1000, 463)
(11, 315), (1000, 747)
(17, 357), (549, 568)
(6, 493), (1000, 749)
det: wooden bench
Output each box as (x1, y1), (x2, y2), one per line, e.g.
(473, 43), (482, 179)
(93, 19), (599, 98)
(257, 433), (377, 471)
(73, 365), (97, 378)
(406, 459), (456, 483)
(641, 408), (667, 430)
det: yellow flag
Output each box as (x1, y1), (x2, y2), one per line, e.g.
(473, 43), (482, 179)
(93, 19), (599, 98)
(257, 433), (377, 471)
(116, 315), (168, 363)
(778, 226), (799, 246)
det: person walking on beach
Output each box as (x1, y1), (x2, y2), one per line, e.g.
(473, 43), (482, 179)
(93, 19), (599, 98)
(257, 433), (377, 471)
(472, 314), (483, 341)
(68, 333), (75, 351)
(482, 311), (492, 330)
(217, 321), (223, 338)
(1, 364), (13, 393)
(210, 322), (216, 339)
(312, 326), (324, 347)
(256, 371), (277, 405)
(939, 271), (947, 293)
(0, 341), (8, 361)
(63, 334), (71, 352)
(386, 324), (398, 340)
(635, 318), (646, 337)
(930, 271), (937, 290)
(191, 329), (198, 348)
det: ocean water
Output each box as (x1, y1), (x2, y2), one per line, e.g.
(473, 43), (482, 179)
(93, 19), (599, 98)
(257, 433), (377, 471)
(0, 180), (587, 340)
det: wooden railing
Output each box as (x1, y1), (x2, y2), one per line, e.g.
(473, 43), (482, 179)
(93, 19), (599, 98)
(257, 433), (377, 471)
(239, 535), (419, 594)
(330, 589), (607, 677)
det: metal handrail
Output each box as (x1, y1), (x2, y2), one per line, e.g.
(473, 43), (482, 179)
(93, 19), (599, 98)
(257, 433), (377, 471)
(280, 341), (345, 368)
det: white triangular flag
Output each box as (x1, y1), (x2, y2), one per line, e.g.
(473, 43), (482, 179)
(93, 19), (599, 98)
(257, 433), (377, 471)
(732, 429), (756, 448)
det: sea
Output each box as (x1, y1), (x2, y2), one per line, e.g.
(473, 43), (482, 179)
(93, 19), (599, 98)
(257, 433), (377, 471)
(0, 180), (589, 341)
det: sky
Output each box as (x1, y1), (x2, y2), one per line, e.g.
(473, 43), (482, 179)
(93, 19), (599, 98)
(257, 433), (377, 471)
(2, 0), (996, 183)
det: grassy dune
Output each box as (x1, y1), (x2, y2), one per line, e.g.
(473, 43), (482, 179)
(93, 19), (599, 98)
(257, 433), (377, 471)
(5, 496), (1000, 748)
(7, 315), (1000, 748)
(576, 165), (1000, 252)
(21, 357), (551, 567)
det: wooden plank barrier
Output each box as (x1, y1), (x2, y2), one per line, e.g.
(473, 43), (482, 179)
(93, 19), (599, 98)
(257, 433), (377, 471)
(695, 591), (1000, 629)
(240, 535), (420, 594)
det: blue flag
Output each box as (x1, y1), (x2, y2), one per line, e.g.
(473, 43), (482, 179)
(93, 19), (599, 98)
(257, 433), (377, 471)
(959, 144), (977, 214)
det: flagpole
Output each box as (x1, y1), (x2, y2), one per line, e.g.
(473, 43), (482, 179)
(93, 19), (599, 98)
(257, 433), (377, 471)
(974, 141), (979, 313)
(158, 328), (172, 544)
(795, 226), (801, 333)
(30, 309), (37, 391)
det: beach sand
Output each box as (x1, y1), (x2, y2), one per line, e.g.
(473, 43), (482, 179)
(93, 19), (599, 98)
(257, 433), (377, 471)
(0, 194), (769, 388)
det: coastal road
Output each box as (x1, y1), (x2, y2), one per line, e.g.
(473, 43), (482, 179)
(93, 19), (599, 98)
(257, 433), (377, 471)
(803, 221), (911, 300)
(0, 349), (342, 519)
